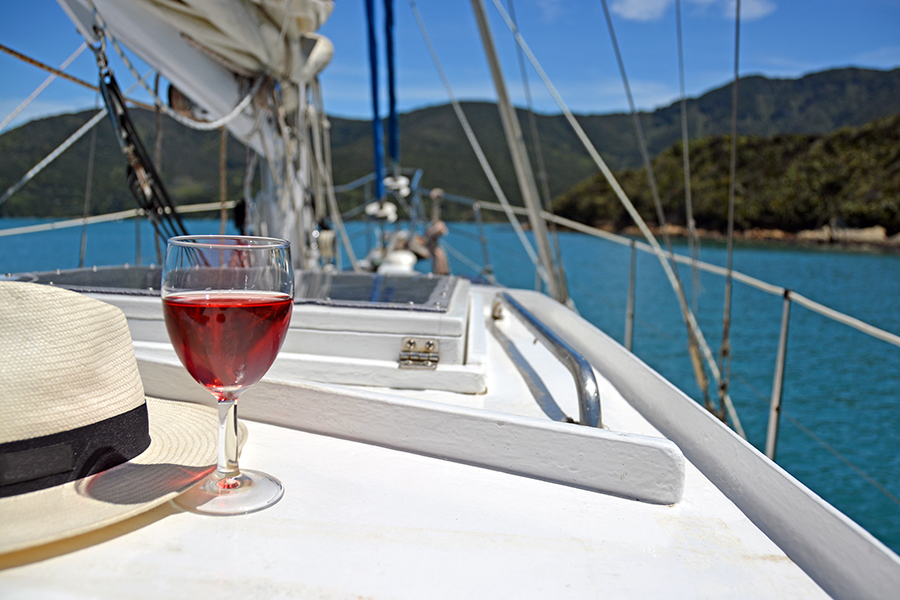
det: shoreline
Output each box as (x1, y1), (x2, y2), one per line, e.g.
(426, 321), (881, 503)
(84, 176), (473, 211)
(612, 223), (900, 252)
(4, 215), (899, 253)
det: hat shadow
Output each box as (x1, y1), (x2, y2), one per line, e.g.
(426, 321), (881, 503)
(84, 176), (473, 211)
(0, 464), (214, 570)
(76, 462), (214, 505)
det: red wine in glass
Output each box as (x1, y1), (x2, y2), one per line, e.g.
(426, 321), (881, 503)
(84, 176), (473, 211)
(163, 292), (292, 394)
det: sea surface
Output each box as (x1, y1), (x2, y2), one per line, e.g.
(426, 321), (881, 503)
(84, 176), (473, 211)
(2, 216), (899, 554)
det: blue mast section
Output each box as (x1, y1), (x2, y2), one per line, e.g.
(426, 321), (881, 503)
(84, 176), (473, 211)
(364, 0), (385, 200)
(384, 0), (399, 172)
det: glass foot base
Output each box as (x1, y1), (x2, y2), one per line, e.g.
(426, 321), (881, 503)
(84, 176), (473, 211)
(174, 469), (284, 516)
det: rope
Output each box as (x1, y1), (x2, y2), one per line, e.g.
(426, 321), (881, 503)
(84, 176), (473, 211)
(105, 33), (264, 132)
(153, 73), (164, 174)
(310, 80), (361, 271)
(86, 7), (263, 132)
(407, 0), (546, 284)
(219, 127), (228, 235)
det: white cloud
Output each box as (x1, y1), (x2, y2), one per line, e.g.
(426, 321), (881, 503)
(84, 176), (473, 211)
(724, 0), (777, 21)
(610, 0), (776, 23)
(610, 0), (672, 22)
(854, 45), (900, 67)
(535, 0), (565, 22)
(607, 78), (678, 111)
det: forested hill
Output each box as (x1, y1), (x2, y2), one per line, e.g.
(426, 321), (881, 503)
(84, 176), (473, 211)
(330, 67), (900, 208)
(1, 67), (899, 224)
(552, 113), (900, 235)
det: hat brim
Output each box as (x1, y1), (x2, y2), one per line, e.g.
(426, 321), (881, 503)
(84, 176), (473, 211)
(0, 397), (246, 554)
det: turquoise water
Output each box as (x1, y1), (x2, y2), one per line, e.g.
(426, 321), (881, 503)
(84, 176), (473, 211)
(3, 217), (899, 554)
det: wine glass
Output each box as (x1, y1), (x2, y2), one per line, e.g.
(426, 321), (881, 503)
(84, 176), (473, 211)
(161, 235), (294, 515)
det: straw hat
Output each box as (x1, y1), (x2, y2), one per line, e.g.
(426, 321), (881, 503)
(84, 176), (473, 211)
(0, 282), (243, 554)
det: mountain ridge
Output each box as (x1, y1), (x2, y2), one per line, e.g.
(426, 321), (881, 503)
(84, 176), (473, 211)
(1, 67), (898, 229)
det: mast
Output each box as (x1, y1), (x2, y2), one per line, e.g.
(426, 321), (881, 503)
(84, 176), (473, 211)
(469, 0), (563, 302)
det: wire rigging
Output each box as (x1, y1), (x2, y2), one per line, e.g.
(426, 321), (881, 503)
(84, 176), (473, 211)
(490, 0), (743, 435)
(0, 63), (157, 210)
(718, 0), (742, 420)
(79, 92), (100, 268)
(599, 0), (719, 415)
(407, 0), (548, 286)
(732, 371), (900, 510)
(673, 0), (711, 411)
(0, 42), (88, 132)
(675, 0), (701, 314)
(504, 0), (568, 301)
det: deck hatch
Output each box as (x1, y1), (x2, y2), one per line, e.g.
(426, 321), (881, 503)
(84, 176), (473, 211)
(295, 272), (456, 312)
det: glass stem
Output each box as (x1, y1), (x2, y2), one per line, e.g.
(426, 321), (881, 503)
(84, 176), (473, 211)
(216, 397), (240, 480)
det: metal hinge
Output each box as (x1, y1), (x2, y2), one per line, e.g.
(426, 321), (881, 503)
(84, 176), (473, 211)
(399, 337), (440, 369)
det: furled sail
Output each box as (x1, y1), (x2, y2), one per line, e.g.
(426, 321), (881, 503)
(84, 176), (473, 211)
(58, 0), (337, 268)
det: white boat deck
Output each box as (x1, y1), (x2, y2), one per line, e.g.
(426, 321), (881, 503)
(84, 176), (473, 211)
(0, 285), (838, 598)
(0, 415), (828, 599)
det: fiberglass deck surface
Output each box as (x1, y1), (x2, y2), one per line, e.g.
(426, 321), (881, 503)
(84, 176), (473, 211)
(1, 296), (828, 599)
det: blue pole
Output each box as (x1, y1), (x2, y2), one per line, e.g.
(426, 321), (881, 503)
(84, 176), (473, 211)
(364, 0), (385, 200)
(384, 0), (399, 171)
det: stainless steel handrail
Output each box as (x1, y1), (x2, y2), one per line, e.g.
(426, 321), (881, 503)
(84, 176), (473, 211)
(497, 292), (602, 428)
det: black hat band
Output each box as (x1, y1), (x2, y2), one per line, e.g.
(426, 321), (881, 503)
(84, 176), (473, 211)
(0, 404), (151, 498)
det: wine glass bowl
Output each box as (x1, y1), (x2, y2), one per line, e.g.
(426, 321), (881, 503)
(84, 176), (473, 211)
(161, 235), (293, 515)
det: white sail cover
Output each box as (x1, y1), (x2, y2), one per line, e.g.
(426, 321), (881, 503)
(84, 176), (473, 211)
(128, 0), (334, 84)
(59, 0), (334, 86)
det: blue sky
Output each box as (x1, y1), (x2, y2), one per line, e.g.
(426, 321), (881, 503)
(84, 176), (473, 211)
(2, 0), (900, 131)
